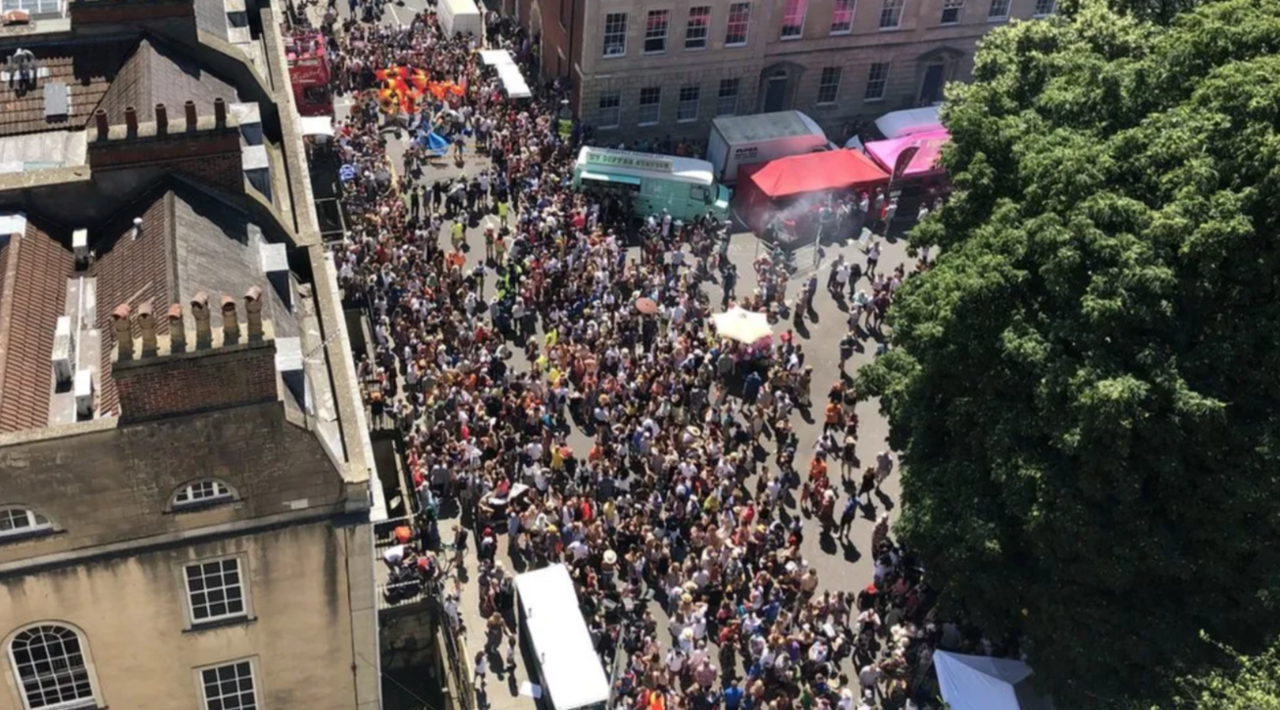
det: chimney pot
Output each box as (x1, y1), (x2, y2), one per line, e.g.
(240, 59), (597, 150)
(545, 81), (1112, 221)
(168, 302), (186, 353)
(124, 105), (138, 137)
(214, 97), (227, 128)
(112, 303), (133, 360)
(93, 108), (108, 141)
(155, 102), (167, 135)
(244, 285), (264, 340)
(221, 294), (240, 341)
(137, 301), (157, 356)
(184, 100), (197, 131)
(191, 291), (212, 348)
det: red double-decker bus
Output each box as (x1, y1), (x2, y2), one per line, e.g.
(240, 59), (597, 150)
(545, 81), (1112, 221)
(285, 29), (333, 117)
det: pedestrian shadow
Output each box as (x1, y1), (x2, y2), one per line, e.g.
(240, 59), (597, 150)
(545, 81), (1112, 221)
(840, 539), (862, 563)
(874, 489), (895, 511)
(859, 499), (878, 521)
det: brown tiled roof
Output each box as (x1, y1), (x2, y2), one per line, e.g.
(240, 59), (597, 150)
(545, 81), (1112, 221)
(0, 42), (135, 137)
(91, 191), (176, 416)
(0, 221), (72, 433)
(97, 38), (237, 125)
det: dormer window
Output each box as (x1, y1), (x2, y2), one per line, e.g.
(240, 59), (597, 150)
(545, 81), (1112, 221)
(0, 507), (54, 541)
(172, 480), (235, 510)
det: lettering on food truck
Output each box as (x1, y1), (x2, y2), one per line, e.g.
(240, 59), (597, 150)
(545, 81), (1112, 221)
(585, 150), (673, 173)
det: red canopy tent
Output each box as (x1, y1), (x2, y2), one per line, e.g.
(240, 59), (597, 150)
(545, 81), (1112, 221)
(734, 149), (890, 233)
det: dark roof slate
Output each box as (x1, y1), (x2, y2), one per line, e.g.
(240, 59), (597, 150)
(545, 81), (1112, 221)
(97, 38), (238, 124)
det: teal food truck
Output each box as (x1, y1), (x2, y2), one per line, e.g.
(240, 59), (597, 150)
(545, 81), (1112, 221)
(572, 147), (731, 223)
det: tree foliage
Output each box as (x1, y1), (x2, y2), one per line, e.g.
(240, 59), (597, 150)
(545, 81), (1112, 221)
(1157, 635), (1280, 710)
(859, 0), (1280, 706)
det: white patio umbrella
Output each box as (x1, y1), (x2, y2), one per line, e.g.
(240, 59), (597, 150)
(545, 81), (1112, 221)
(713, 306), (773, 344)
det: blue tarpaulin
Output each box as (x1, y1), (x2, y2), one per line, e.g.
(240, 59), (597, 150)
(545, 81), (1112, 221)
(418, 129), (452, 156)
(339, 164), (357, 182)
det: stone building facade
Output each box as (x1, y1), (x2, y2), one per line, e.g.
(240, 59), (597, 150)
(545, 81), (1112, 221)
(0, 2), (383, 710)
(513, 0), (1056, 142)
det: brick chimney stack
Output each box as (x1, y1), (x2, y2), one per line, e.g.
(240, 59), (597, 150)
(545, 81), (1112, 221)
(112, 303), (133, 360)
(168, 303), (186, 353)
(155, 103), (168, 136)
(192, 292), (212, 348)
(244, 286), (264, 341)
(94, 108), (108, 141)
(124, 105), (138, 138)
(137, 301), (158, 356)
(110, 289), (280, 424)
(184, 99), (197, 131)
(220, 294), (240, 343)
(214, 97), (227, 128)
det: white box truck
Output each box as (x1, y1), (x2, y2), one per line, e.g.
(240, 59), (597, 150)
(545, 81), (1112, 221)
(515, 565), (610, 710)
(706, 111), (830, 184)
(438, 0), (483, 39)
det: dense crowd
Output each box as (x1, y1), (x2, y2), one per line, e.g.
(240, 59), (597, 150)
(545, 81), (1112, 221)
(310, 3), (959, 709)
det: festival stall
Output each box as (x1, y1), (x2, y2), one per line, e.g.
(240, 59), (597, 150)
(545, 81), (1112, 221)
(864, 129), (949, 180)
(733, 149), (889, 237)
(934, 652), (1055, 710)
(873, 105), (944, 139)
(479, 49), (532, 99)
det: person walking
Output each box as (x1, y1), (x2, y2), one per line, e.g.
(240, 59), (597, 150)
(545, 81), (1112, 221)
(473, 650), (488, 688)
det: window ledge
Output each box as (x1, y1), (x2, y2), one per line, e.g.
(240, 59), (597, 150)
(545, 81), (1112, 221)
(939, 20), (960, 26)
(725, 42), (748, 48)
(685, 46), (707, 51)
(0, 528), (57, 545)
(987, 16), (1009, 22)
(602, 53), (627, 60)
(780, 34), (803, 41)
(863, 97), (885, 103)
(638, 122), (660, 128)
(184, 616), (258, 634)
(829, 30), (852, 36)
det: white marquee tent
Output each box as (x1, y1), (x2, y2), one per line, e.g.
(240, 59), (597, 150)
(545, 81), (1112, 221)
(934, 652), (1055, 710)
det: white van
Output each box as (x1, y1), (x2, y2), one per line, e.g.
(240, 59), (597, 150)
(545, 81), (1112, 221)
(515, 565), (610, 710)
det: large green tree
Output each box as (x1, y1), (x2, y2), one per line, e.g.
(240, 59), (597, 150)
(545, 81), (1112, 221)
(1157, 636), (1280, 710)
(859, 0), (1280, 706)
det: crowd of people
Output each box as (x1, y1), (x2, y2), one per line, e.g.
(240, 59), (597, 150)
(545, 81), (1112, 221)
(304, 2), (973, 709)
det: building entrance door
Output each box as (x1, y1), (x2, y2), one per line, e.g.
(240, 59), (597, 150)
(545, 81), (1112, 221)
(919, 63), (945, 105)
(764, 74), (788, 112)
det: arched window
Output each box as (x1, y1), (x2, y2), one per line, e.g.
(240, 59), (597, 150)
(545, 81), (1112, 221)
(8, 624), (96, 710)
(0, 508), (53, 541)
(171, 480), (235, 510)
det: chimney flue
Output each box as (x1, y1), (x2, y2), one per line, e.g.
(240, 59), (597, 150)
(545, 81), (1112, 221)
(155, 103), (168, 135)
(184, 100), (197, 131)
(124, 105), (138, 137)
(214, 97), (227, 128)
(191, 292), (212, 348)
(168, 303), (186, 353)
(112, 303), (133, 360)
(220, 295), (240, 342)
(94, 108), (108, 140)
(244, 286), (264, 341)
(137, 301), (157, 356)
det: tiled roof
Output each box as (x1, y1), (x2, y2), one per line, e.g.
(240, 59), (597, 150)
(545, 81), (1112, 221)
(97, 38), (238, 125)
(91, 191), (176, 416)
(0, 221), (72, 433)
(0, 42), (134, 137)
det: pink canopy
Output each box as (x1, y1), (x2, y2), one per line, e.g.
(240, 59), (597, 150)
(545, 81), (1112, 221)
(865, 129), (950, 178)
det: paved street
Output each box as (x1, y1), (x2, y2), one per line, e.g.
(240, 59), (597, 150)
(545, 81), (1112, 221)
(330, 0), (912, 703)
